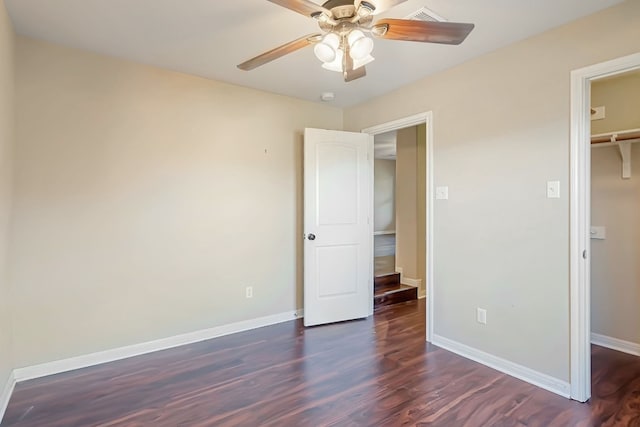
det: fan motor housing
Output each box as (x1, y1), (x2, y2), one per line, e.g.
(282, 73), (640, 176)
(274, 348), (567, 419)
(322, 0), (356, 11)
(318, 0), (373, 32)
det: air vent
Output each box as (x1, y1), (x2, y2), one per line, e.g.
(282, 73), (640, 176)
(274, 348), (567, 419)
(405, 6), (447, 22)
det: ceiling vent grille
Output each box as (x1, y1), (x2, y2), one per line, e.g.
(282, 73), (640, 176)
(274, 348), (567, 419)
(405, 7), (447, 22)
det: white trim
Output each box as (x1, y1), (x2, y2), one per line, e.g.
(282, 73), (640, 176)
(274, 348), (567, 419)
(401, 276), (422, 287)
(362, 112), (430, 135)
(426, 113), (434, 344)
(0, 371), (16, 424)
(369, 137), (375, 316)
(570, 52), (640, 403)
(591, 333), (640, 357)
(362, 111), (434, 343)
(13, 309), (303, 382)
(432, 334), (571, 398)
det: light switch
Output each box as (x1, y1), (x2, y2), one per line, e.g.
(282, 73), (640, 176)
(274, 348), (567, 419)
(477, 308), (487, 325)
(590, 226), (606, 240)
(436, 186), (449, 200)
(547, 181), (560, 199)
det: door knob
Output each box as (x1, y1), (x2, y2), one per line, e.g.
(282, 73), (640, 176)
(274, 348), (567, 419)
(308, 233), (316, 241)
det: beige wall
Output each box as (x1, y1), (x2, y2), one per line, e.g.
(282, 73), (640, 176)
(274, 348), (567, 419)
(591, 71), (640, 134)
(11, 37), (342, 367)
(0, 0), (15, 398)
(591, 75), (640, 345)
(344, 0), (640, 382)
(374, 159), (396, 233)
(395, 127), (418, 280)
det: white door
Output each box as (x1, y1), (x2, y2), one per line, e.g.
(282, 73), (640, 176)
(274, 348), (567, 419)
(304, 128), (373, 327)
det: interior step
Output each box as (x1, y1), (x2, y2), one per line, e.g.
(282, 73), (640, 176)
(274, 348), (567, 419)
(374, 272), (401, 291)
(374, 283), (418, 309)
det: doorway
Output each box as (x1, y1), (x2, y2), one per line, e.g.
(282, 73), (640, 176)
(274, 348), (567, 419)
(590, 69), (640, 356)
(372, 126), (424, 309)
(570, 52), (640, 402)
(363, 112), (434, 342)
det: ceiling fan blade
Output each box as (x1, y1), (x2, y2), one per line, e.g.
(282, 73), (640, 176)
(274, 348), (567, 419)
(268, 0), (331, 18)
(373, 19), (474, 45)
(237, 33), (322, 71)
(359, 0), (408, 15)
(344, 66), (367, 82)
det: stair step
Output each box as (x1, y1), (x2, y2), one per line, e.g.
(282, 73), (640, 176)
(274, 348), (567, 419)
(374, 284), (418, 309)
(374, 272), (401, 291)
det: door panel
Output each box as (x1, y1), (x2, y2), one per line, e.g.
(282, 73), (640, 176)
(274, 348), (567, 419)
(304, 128), (373, 327)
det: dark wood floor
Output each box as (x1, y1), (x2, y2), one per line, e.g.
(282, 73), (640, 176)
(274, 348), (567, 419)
(3, 300), (640, 426)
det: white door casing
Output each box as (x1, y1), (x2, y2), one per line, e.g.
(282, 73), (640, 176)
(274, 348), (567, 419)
(303, 128), (373, 327)
(362, 112), (433, 342)
(570, 52), (640, 402)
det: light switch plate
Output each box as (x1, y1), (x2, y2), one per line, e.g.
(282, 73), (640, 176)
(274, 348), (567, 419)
(547, 181), (560, 199)
(436, 186), (449, 200)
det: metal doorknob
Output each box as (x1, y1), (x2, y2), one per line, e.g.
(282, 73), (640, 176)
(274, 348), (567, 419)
(308, 233), (316, 241)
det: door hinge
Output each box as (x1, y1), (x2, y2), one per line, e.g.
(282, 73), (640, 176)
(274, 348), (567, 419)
(582, 250), (587, 260)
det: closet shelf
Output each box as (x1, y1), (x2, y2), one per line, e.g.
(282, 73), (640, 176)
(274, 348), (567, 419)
(591, 128), (640, 179)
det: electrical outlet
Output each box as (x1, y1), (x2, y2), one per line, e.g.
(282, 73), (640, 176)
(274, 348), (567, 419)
(245, 286), (253, 299)
(477, 308), (487, 325)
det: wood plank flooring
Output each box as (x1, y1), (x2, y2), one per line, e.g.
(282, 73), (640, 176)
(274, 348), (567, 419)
(3, 300), (640, 426)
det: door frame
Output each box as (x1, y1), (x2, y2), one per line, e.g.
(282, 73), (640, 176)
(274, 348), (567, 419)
(362, 112), (434, 342)
(569, 52), (640, 402)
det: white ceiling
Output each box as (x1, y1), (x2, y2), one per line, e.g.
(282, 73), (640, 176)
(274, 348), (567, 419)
(6, 0), (624, 107)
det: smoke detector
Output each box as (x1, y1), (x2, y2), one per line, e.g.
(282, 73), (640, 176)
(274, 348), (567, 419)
(405, 6), (447, 22)
(321, 92), (335, 102)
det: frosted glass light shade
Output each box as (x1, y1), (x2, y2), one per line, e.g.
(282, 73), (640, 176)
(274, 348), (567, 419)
(353, 54), (375, 70)
(314, 33), (340, 63)
(347, 30), (373, 60)
(321, 48), (344, 72)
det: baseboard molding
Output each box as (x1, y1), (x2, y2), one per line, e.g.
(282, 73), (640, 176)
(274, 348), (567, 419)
(14, 309), (304, 382)
(401, 276), (422, 288)
(0, 370), (16, 424)
(591, 333), (640, 356)
(432, 334), (570, 398)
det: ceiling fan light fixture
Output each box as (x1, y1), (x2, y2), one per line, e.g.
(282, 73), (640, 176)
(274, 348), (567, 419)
(347, 30), (374, 60)
(314, 32), (340, 63)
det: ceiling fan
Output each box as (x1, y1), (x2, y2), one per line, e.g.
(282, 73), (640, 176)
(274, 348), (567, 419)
(237, 0), (474, 82)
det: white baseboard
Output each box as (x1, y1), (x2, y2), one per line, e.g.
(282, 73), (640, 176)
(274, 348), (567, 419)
(393, 266), (422, 288)
(401, 277), (422, 288)
(432, 334), (570, 398)
(14, 309), (304, 382)
(591, 333), (640, 356)
(0, 370), (16, 424)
